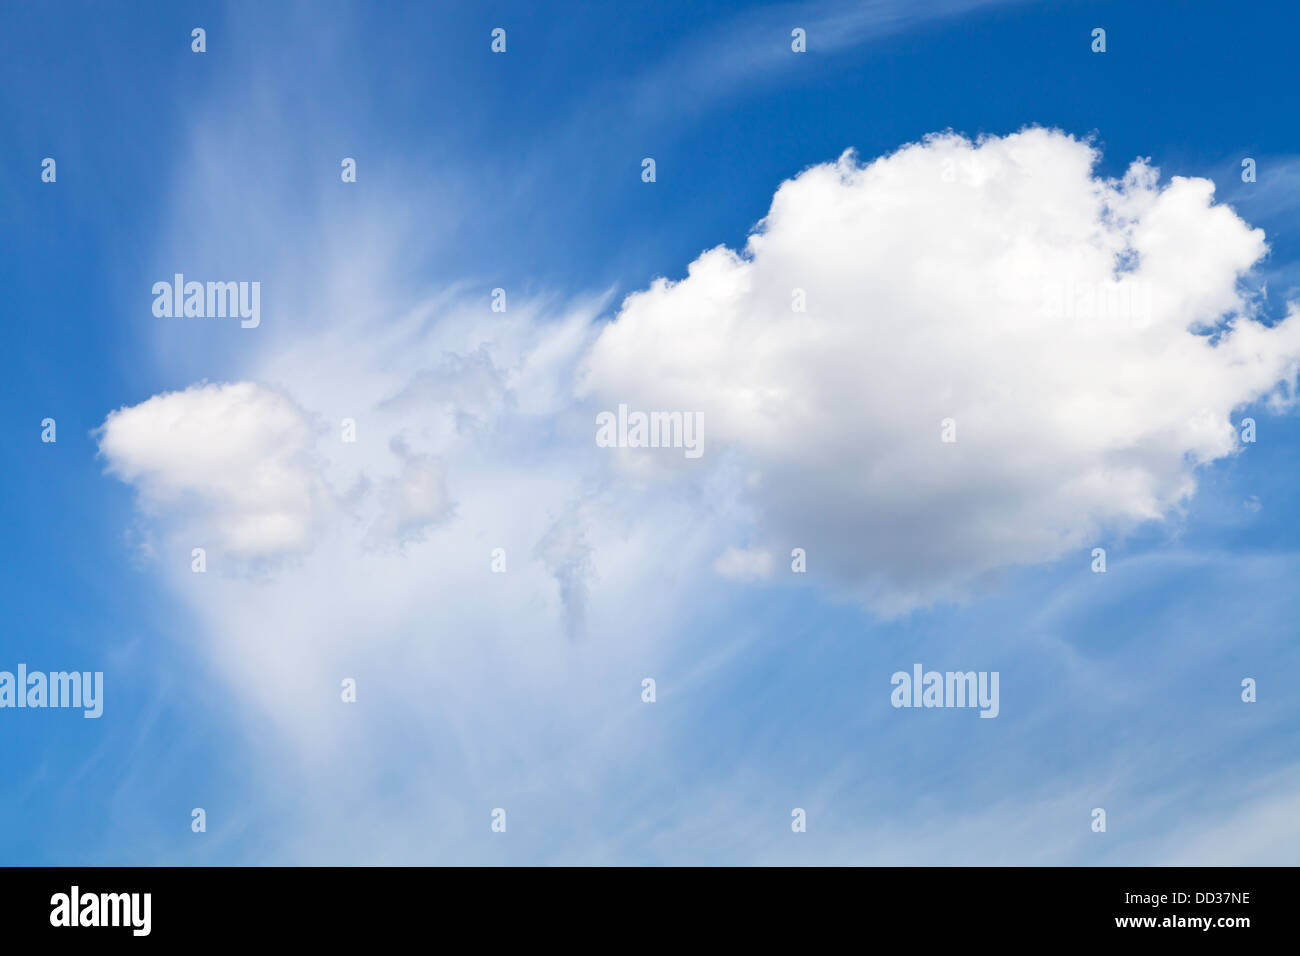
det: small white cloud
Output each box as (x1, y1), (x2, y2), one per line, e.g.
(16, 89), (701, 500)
(97, 382), (331, 558)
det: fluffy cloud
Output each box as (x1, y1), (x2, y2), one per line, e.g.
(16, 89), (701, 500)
(97, 382), (332, 557)
(581, 128), (1300, 611)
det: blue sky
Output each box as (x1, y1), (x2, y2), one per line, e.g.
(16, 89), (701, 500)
(2, 0), (1299, 865)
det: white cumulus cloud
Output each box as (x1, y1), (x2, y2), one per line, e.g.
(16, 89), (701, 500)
(98, 382), (332, 558)
(581, 128), (1300, 612)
